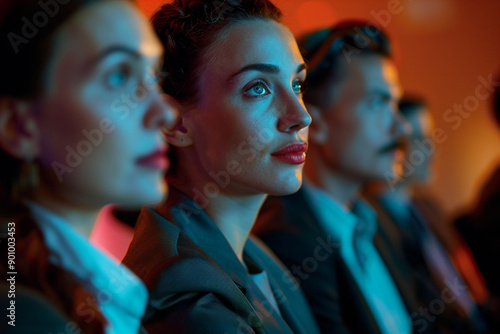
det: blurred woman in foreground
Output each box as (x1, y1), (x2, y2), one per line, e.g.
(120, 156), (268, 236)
(0, 0), (176, 332)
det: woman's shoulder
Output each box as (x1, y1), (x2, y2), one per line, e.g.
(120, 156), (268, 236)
(0, 207), (106, 333)
(124, 208), (260, 332)
(124, 205), (230, 285)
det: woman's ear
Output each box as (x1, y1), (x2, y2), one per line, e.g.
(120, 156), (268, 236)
(161, 96), (193, 148)
(306, 103), (328, 144)
(0, 97), (40, 160)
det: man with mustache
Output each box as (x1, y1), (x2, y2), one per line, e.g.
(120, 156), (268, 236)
(363, 98), (490, 333)
(253, 22), (414, 333)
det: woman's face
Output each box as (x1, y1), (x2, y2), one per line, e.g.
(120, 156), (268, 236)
(183, 20), (311, 197)
(34, 0), (176, 208)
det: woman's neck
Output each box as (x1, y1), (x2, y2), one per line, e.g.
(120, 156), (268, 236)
(30, 187), (99, 238)
(170, 180), (267, 264)
(210, 193), (267, 262)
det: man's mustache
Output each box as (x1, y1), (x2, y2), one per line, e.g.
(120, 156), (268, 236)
(379, 138), (407, 154)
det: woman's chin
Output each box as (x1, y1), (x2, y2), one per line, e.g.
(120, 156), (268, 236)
(264, 177), (303, 197)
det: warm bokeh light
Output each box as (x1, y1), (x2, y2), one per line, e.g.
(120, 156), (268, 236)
(400, 0), (456, 32)
(295, 1), (338, 33)
(137, 0), (500, 217)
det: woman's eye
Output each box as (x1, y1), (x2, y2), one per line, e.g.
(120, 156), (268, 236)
(105, 65), (131, 89)
(245, 81), (270, 97)
(292, 80), (305, 95)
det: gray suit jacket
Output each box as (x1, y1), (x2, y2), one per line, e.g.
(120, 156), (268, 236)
(122, 188), (320, 334)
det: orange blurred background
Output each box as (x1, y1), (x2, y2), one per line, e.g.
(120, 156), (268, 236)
(137, 0), (500, 220)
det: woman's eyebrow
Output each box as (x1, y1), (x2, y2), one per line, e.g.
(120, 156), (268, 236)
(85, 45), (142, 70)
(230, 63), (280, 79)
(229, 63), (307, 80)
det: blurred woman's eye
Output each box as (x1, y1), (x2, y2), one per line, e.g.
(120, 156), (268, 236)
(244, 81), (271, 98)
(105, 64), (131, 89)
(367, 95), (389, 109)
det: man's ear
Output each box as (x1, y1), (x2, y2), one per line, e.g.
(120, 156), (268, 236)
(306, 103), (328, 144)
(0, 97), (40, 160)
(161, 97), (194, 148)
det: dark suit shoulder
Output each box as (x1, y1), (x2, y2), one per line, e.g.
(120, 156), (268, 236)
(123, 206), (183, 282)
(254, 190), (380, 334)
(123, 207), (266, 334)
(1, 283), (79, 334)
(254, 191), (340, 265)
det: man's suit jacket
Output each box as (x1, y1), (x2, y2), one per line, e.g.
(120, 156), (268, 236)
(364, 194), (477, 334)
(253, 187), (383, 334)
(122, 188), (320, 334)
(456, 165), (500, 300)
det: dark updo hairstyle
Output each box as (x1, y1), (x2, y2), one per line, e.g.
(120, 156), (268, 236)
(0, 0), (133, 214)
(151, 0), (282, 104)
(297, 20), (392, 105)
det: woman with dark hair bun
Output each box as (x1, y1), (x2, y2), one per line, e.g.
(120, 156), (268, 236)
(0, 0), (177, 332)
(122, 0), (320, 333)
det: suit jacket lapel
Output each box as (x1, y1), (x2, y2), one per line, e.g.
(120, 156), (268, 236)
(157, 188), (292, 333)
(245, 236), (321, 334)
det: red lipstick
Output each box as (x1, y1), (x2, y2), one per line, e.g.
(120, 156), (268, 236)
(137, 148), (169, 170)
(271, 143), (307, 164)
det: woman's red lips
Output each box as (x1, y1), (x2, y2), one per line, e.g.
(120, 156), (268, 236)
(137, 148), (169, 170)
(271, 143), (308, 164)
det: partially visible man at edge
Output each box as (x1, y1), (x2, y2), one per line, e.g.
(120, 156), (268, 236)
(253, 21), (476, 334)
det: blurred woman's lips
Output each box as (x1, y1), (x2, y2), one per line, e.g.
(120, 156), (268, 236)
(136, 148), (169, 170)
(271, 143), (308, 164)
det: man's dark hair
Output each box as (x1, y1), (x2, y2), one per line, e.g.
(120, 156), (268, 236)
(298, 20), (392, 103)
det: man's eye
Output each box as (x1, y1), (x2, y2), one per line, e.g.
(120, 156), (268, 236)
(293, 80), (305, 95)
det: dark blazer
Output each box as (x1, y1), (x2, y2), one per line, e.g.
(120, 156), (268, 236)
(456, 166), (500, 300)
(364, 194), (480, 334)
(122, 188), (320, 334)
(253, 187), (382, 334)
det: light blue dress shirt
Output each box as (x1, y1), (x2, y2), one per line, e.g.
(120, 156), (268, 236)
(303, 185), (412, 334)
(26, 202), (148, 334)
